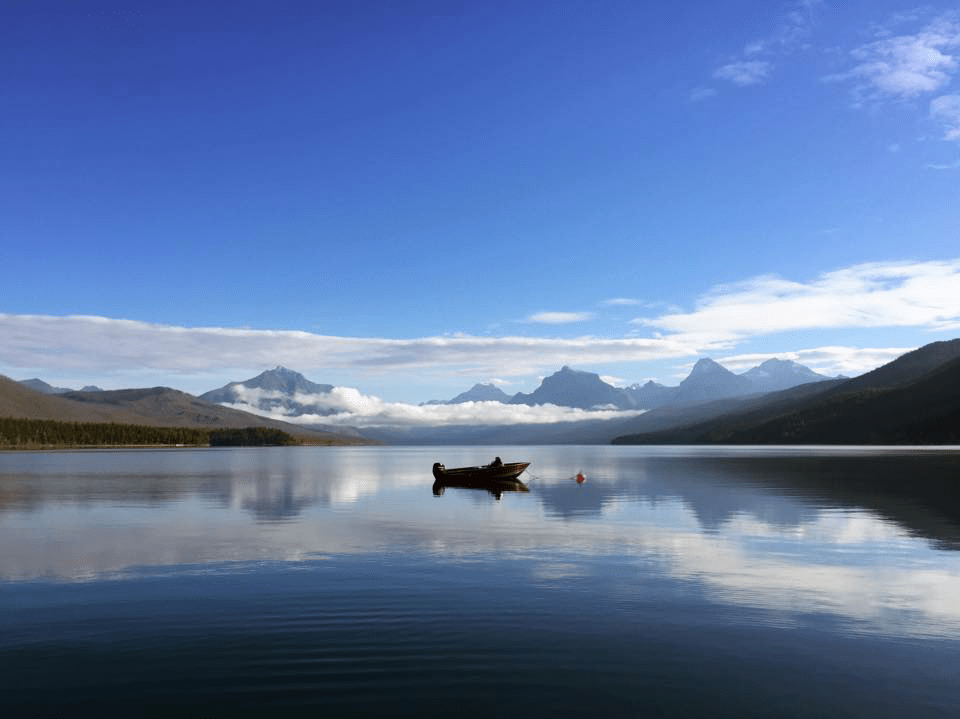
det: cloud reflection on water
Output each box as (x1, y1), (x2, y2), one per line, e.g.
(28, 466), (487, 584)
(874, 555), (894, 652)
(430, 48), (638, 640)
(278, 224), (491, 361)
(1, 447), (959, 637)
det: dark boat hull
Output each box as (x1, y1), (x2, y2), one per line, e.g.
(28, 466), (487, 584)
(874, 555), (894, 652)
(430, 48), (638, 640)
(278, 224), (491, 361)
(432, 462), (530, 483)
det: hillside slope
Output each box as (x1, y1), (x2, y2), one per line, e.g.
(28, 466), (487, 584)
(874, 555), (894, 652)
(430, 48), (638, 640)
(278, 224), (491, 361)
(0, 377), (364, 442)
(613, 340), (960, 445)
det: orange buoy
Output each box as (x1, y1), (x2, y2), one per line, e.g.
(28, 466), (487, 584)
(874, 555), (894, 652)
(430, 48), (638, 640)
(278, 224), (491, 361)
(576, 472), (586, 484)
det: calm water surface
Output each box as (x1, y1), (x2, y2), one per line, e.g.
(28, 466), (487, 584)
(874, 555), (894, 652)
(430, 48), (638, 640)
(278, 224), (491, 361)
(2, 445), (960, 716)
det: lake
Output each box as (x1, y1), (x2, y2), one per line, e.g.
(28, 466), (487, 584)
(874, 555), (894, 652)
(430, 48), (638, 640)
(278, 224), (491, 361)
(2, 445), (960, 716)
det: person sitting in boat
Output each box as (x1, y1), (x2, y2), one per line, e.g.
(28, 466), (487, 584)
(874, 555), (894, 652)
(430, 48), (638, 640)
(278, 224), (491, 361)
(490, 456), (503, 467)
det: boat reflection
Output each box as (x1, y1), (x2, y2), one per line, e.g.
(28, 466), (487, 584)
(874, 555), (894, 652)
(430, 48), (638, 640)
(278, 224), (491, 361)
(432, 477), (530, 500)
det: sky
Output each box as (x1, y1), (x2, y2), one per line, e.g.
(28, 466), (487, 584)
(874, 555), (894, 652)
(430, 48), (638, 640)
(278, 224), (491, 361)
(2, 0), (960, 413)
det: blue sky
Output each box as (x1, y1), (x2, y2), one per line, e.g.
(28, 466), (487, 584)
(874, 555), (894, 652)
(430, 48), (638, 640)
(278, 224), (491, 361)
(2, 0), (960, 407)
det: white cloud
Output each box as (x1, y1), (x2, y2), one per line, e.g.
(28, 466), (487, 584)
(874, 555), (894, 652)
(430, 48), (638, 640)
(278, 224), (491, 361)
(689, 86), (717, 102)
(526, 311), (593, 324)
(599, 375), (627, 387)
(632, 259), (960, 348)
(218, 386), (644, 429)
(713, 61), (773, 86)
(0, 313), (695, 385)
(931, 93), (960, 140)
(828, 13), (960, 102)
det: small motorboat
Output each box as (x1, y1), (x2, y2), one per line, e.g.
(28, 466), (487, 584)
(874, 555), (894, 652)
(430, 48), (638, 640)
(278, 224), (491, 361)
(431, 458), (531, 498)
(432, 459), (530, 483)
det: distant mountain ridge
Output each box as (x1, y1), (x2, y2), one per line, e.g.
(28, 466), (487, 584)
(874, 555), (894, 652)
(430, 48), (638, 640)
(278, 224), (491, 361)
(448, 383), (512, 404)
(202, 358), (830, 419)
(19, 378), (103, 394)
(428, 358), (832, 411)
(417, 359), (830, 413)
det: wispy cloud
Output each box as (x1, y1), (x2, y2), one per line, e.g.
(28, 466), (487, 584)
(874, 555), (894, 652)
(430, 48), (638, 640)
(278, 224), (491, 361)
(526, 311), (593, 324)
(689, 87), (718, 102)
(632, 259), (960, 348)
(931, 93), (960, 140)
(765, 0), (823, 54)
(602, 298), (643, 306)
(708, 1), (822, 91)
(926, 159), (960, 170)
(713, 61), (773, 86)
(826, 12), (960, 103)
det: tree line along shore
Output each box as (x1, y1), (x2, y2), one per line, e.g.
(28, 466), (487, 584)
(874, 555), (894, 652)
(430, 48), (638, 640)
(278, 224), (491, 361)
(0, 418), (301, 448)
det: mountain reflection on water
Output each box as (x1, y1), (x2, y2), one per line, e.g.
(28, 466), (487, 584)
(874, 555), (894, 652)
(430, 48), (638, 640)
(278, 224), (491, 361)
(1, 446), (960, 638)
(3, 446), (960, 716)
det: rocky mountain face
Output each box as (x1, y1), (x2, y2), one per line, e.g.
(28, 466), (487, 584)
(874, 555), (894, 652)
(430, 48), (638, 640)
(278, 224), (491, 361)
(509, 366), (630, 410)
(741, 358), (829, 393)
(200, 366), (338, 417)
(676, 358), (755, 403)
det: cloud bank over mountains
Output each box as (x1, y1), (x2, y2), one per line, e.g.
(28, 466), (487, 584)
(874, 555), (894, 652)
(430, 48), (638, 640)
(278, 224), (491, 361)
(218, 386), (644, 429)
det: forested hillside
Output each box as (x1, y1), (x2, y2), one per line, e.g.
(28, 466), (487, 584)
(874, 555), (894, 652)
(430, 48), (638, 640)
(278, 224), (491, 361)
(0, 418), (211, 448)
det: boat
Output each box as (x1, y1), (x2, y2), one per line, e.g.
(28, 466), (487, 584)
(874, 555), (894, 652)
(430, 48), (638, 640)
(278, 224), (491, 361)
(432, 459), (530, 483)
(431, 459), (530, 497)
(431, 458), (531, 498)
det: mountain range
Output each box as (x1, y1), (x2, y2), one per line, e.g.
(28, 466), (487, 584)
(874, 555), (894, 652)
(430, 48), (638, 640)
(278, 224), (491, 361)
(190, 359), (832, 425)
(6, 339), (960, 445)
